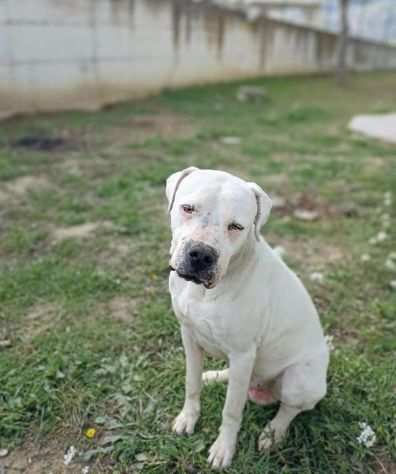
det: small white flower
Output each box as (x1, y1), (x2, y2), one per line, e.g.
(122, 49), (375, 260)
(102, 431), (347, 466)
(310, 272), (324, 283)
(82, 467), (90, 474)
(385, 259), (396, 271)
(361, 254), (371, 262)
(64, 446), (77, 466)
(384, 192), (392, 206)
(324, 335), (335, 352)
(369, 231), (388, 245)
(273, 246), (286, 258)
(377, 231), (388, 242)
(357, 422), (376, 448)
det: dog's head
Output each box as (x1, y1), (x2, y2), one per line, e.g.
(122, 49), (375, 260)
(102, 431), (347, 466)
(166, 167), (272, 289)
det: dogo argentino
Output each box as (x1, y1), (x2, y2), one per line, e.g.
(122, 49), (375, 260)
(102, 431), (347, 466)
(166, 167), (329, 469)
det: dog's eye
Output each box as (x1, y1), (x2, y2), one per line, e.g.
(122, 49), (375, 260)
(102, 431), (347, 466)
(182, 204), (194, 214)
(228, 222), (244, 231)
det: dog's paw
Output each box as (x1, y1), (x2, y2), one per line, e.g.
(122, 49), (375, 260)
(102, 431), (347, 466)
(208, 432), (236, 470)
(172, 409), (199, 435)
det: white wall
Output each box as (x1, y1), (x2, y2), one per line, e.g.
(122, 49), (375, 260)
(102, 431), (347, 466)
(1, 0), (396, 118)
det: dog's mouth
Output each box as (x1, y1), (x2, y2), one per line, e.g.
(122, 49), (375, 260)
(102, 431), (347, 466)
(169, 266), (215, 289)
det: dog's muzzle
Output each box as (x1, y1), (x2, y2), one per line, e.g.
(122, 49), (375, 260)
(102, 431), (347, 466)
(174, 240), (219, 289)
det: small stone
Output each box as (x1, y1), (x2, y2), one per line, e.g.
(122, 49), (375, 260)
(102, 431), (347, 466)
(294, 209), (319, 221)
(389, 280), (396, 290)
(0, 448), (9, 458)
(361, 254), (371, 262)
(310, 272), (324, 283)
(220, 136), (241, 145)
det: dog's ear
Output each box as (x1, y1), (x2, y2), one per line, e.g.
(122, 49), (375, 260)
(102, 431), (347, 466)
(247, 182), (272, 241)
(166, 167), (199, 213)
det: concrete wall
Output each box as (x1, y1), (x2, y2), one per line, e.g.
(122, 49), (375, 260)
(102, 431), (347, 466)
(1, 0), (396, 118)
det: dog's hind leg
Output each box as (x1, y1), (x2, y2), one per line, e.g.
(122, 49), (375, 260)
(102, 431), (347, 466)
(258, 351), (328, 451)
(202, 368), (229, 385)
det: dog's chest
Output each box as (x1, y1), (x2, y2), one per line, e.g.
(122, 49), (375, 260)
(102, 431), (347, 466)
(172, 284), (232, 357)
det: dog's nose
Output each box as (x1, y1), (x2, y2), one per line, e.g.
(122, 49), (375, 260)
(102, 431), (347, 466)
(188, 243), (218, 272)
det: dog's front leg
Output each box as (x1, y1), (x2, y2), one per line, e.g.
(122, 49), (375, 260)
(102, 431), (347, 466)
(172, 324), (203, 435)
(208, 349), (256, 470)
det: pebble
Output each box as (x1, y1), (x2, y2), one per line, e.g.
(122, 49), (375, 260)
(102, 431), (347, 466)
(220, 136), (241, 145)
(310, 272), (324, 283)
(294, 209), (319, 221)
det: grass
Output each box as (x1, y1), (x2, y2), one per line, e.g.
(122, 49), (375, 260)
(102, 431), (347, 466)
(0, 72), (395, 473)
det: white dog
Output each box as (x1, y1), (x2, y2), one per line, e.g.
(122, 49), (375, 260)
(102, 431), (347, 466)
(166, 167), (329, 469)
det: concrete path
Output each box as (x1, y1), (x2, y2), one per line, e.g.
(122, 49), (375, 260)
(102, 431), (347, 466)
(349, 113), (396, 144)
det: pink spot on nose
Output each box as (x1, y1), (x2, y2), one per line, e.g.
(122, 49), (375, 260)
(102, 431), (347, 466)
(248, 387), (275, 405)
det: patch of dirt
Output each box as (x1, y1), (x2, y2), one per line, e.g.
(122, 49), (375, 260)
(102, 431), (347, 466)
(0, 436), (108, 474)
(93, 296), (140, 324)
(52, 222), (113, 243)
(22, 302), (60, 342)
(331, 327), (360, 346)
(95, 237), (142, 269)
(2, 175), (51, 197)
(0, 188), (9, 204)
(374, 451), (396, 474)
(106, 113), (196, 146)
(58, 158), (83, 176)
(269, 236), (345, 269)
(262, 173), (289, 188)
(106, 296), (139, 322)
(275, 191), (340, 219)
(362, 156), (387, 176)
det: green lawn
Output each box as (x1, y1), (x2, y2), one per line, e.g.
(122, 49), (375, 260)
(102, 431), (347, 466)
(0, 72), (395, 473)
